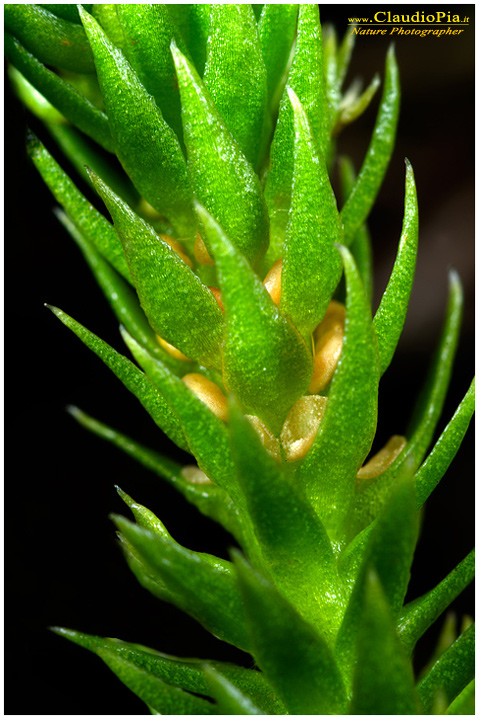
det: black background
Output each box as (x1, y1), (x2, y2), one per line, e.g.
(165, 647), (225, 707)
(5, 5), (474, 715)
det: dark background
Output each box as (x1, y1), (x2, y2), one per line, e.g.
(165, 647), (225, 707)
(5, 5), (474, 715)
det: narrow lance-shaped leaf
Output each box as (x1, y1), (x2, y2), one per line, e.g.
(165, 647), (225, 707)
(47, 306), (187, 451)
(233, 552), (347, 715)
(52, 628), (216, 714)
(257, 4), (299, 111)
(79, 7), (196, 240)
(336, 475), (418, 683)
(414, 378), (475, 508)
(4, 4), (95, 74)
(120, 329), (246, 511)
(203, 5), (268, 167)
(341, 45), (400, 244)
(203, 666), (263, 715)
(113, 516), (250, 652)
(89, 171), (224, 368)
(349, 569), (419, 714)
(397, 549), (475, 654)
(281, 89), (343, 337)
(374, 159), (419, 375)
(416, 624), (475, 713)
(229, 401), (345, 639)
(67, 406), (246, 545)
(197, 203), (313, 435)
(4, 34), (114, 152)
(338, 155), (374, 304)
(52, 629), (284, 714)
(265, 5), (328, 260)
(298, 245), (379, 543)
(114, 5), (185, 142)
(27, 134), (130, 281)
(171, 41), (269, 266)
(354, 270), (463, 529)
(335, 73), (381, 133)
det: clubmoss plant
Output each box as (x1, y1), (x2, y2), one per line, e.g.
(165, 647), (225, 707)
(6, 4), (474, 715)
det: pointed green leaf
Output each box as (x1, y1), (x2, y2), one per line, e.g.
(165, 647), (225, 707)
(373, 159), (419, 375)
(336, 25), (356, 89)
(171, 42), (269, 266)
(27, 135), (131, 281)
(116, 487), (171, 539)
(446, 679), (475, 715)
(229, 402), (345, 638)
(79, 7), (196, 239)
(265, 5), (328, 258)
(354, 270), (463, 528)
(113, 517), (250, 652)
(257, 5), (298, 111)
(53, 628), (283, 714)
(336, 476), (418, 683)
(89, 171), (223, 368)
(166, 5), (211, 76)
(281, 89), (343, 337)
(47, 306), (187, 451)
(113, 5), (185, 142)
(415, 378), (475, 508)
(417, 624), (475, 713)
(349, 569), (419, 714)
(397, 550), (475, 654)
(91, 4), (128, 52)
(298, 245), (379, 542)
(203, 666), (263, 715)
(338, 155), (374, 303)
(120, 330), (244, 508)
(5, 33), (114, 152)
(233, 552), (347, 715)
(203, 5), (268, 167)
(197, 203), (313, 435)
(341, 46), (400, 244)
(5, 4), (95, 74)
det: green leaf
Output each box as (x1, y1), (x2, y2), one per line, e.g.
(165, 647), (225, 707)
(47, 306), (187, 451)
(349, 569), (419, 714)
(89, 171), (223, 368)
(203, 5), (268, 167)
(27, 134), (131, 281)
(5, 4), (95, 74)
(354, 270), (463, 529)
(265, 5), (328, 258)
(197, 203), (313, 435)
(67, 405), (248, 546)
(446, 679), (475, 715)
(116, 487), (171, 539)
(338, 155), (374, 304)
(229, 402), (345, 639)
(53, 629), (283, 714)
(112, 5), (185, 142)
(298, 245), (379, 543)
(415, 378), (475, 508)
(166, 5), (211, 77)
(336, 475), (418, 683)
(120, 329), (243, 507)
(4, 33), (114, 152)
(341, 46), (400, 244)
(79, 7), (196, 239)
(281, 89), (343, 337)
(397, 550), (475, 654)
(335, 73), (381, 133)
(171, 41), (269, 267)
(417, 624), (475, 713)
(203, 666), (263, 715)
(40, 5), (93, 24)
(336, 25), (356, 89)
(113, 516), (250, 652)
(257, 5), (299, 112)
(373, 159), (419, 375)
(233, 552), (347, 715)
